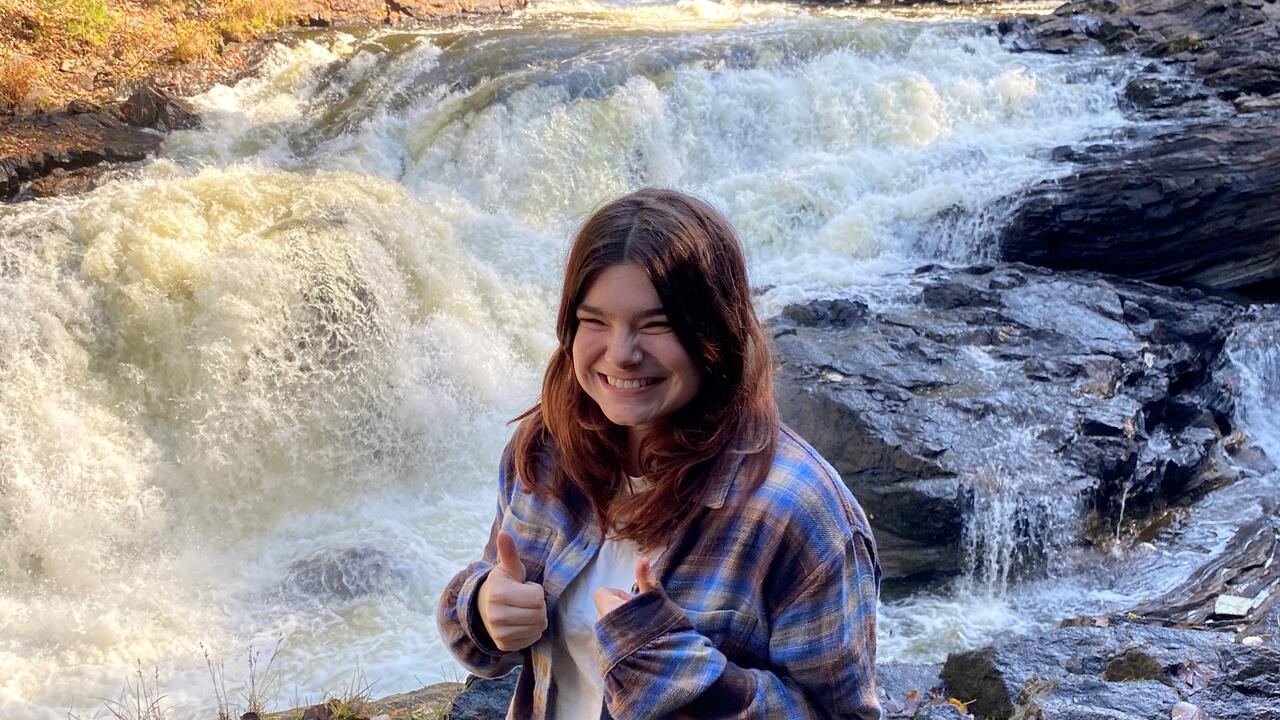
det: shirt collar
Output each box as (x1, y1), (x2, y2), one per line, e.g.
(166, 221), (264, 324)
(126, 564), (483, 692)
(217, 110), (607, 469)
(702, 451), (747, 509)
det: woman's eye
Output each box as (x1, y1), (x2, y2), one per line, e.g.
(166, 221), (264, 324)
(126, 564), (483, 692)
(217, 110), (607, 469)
(642, 321), (671, 332)
(577, 317), (605, 326)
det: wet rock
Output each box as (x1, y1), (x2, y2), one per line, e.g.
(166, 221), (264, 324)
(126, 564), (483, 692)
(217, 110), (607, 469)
(878, 662), (951, 717)
(25, 165), (106, 199)
(283, 547), (409, 602)
(1130, 509), (1280, 639)
(999, 112), (1280, 295)
(446, 670), (518, 720)
(0, 111), (160, 200)
(119, 83), (200, 132)
(994, 0), (1280, 298)
(999, 0), (1279, 73)
(941, 624), (1280, 720)
(771, 263), (1240, 579)
(879, 662), (946, 701)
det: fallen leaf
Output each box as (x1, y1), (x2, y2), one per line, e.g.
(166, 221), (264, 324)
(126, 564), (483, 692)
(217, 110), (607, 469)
(901, 689), (924, 715)
(1174, 658), (1217, 695)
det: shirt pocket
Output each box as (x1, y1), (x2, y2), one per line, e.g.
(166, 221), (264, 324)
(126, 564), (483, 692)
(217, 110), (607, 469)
(500, 511), (554, 584)
(685, 608), (759, 662)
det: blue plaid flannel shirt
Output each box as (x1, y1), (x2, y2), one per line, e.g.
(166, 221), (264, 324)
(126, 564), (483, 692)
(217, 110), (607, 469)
(437, 425), (882, 719)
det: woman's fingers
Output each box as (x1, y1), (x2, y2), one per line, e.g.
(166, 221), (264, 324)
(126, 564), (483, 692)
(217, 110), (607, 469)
(486, 578), (545, 609)
(478, 537), (546, 651)
(592, 586), (632, 619)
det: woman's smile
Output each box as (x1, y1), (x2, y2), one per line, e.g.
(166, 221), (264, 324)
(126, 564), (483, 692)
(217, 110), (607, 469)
(601, 373), (661, 391)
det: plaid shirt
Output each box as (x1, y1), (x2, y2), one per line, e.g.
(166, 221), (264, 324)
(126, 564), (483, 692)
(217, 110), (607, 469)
(437, 425), (882, 719)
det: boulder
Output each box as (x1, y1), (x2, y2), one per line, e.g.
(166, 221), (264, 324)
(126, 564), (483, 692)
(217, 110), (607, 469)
(998, 112), (1280, 295)
(771, 263), (1240, 579)
(282, 547), (410, 602)
(119, 83), (201, 132)
(446, 670), (518, 720)
(941, 623), (1280, 720)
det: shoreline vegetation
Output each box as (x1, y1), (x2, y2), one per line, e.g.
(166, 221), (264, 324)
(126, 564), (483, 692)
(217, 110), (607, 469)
(0, 0), (520, 113)
(0, 0), (518, 199)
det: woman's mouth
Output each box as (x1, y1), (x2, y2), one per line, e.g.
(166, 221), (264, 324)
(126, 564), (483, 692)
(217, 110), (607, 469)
(601, 373), (659, 390)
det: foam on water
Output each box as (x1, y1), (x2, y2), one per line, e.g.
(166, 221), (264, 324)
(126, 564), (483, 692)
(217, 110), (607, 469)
(0, 3), (1145, 716)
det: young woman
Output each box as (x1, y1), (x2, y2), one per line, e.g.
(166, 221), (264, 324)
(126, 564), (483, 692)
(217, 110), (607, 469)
(438, 189), (882, 719)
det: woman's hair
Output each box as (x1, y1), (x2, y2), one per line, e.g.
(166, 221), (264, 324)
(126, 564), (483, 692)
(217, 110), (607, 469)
(512, 188), (779, 549)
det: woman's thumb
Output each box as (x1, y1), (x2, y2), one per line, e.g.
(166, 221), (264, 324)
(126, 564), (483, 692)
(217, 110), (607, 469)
(496, 530), (527, 583)
(635, 557), (657, 594)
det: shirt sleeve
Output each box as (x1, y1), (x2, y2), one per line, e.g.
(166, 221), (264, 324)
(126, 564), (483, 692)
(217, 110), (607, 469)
(435, 455), (525, 679)
(595, 532), (882, 720)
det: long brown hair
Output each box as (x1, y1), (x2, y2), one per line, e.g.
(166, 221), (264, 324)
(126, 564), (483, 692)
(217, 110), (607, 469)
(512, 188), (779, 549)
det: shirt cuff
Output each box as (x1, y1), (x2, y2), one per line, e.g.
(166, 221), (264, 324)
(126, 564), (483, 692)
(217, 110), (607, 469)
(595, 586), (691, 671)
(458, 565), (507, 656)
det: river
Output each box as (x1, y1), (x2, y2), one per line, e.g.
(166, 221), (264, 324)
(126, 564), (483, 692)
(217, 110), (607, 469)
(1, 1), (1275, 718)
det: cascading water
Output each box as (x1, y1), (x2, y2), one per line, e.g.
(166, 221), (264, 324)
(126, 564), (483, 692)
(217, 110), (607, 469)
(3, 1), (1241, 717)
(1228, 317), (1280, 462)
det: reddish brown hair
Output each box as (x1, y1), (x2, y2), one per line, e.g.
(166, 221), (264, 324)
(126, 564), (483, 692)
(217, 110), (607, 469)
(512, 188), (779, 549)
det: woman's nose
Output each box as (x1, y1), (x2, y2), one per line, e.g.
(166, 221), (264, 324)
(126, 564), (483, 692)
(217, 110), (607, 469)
(606, 330), (642, 367)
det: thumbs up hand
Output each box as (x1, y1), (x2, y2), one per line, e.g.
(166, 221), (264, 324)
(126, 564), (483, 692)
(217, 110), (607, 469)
(592, 557), (657, 620)
(477, 530), (548, 652)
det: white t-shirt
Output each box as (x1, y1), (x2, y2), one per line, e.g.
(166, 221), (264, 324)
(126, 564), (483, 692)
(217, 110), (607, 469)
(549, 477), (660, 720)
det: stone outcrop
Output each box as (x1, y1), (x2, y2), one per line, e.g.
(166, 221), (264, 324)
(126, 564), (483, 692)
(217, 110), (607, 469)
(770, 263), (1243, 579)
(444, 670), (519, 720)
(941, 624), (1280, 720)
(998, 112), (1280, 294)
(0, 110), (162, 200)
(993, 0), (1280, 298)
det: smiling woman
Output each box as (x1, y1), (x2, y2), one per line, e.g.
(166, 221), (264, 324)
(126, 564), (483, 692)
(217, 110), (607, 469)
(437, 188), (882, 719)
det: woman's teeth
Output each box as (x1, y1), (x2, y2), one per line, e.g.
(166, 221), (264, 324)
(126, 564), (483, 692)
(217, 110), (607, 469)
(606, 375), (657, 390)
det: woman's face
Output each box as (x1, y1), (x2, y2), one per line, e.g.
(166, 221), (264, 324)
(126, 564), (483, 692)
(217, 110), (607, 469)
(572, 263), (702, 437)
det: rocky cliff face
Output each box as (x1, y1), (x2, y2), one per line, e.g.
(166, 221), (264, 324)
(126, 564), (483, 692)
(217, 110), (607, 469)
(994, 0), (1280, 298)
(771, 263), (1243, 580)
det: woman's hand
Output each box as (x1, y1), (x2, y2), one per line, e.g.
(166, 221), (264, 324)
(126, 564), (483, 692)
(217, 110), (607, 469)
(592, 556), (657, 620)
(477, 530), (548, 652)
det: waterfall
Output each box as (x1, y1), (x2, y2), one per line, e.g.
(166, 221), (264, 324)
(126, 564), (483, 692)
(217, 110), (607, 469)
(0, 3), (1140, 717)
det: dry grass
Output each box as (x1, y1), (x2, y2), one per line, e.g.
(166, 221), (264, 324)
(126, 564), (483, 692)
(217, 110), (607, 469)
(0, 0), (295, 111)
(0, 55), (36, 107)
(204, 640), (284, 720)
(212, 0), (292, 43)
(101, 664), (168, 720)
(173, 18), (220, 63)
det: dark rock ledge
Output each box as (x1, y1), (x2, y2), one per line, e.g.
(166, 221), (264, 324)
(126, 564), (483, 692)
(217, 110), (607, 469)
(0, 84), (198, 201)
(772, 262), (1246, 580)
(993, 0), (1280, 299)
